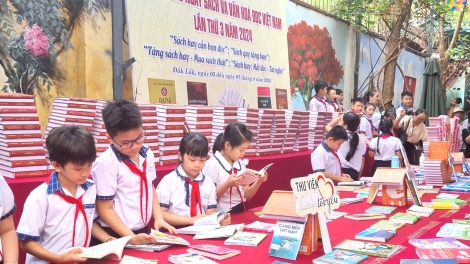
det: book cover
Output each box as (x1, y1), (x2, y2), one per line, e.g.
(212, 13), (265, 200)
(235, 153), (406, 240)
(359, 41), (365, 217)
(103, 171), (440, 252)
(390, 213), (420, 224)
(244, 221), (276, 232)
(148, 78), (176, 104)
(269, 220), (306, 260)
(312, 249), (368, 264)
(400, 260), (458, 264)
(261, 191), (307, 222)
(275, 88), (288, 110)
(151, 229), (190, 245)
(382, 184), (407, 206)
(453, 220), (470, 225)
(416, 248), (470, 262)
(334, 239), (400, 258)
(119, 255), (158, 264)
(187, 81), (208, 105)
(257, 87), (272, 109)
(407, 205), (434, 217)
(365, 206), (397, 214)
(193, 224), (244, 240)
(370, 220), (405, 231)
(354, 228), (396, 242)
(224, 231), (267, 247)
(189, 244), (240, 255)
(124, 243), (171, 252)
(344, 213), (386, 221)
(169, 253), (217, 264)
(409, 238), (469, 249)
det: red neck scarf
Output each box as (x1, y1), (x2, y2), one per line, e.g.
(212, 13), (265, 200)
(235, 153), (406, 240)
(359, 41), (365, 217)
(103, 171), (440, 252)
(380, 134), (391, 139)
(122, 159), (149, 224)
(229, 167), (246, 212)
(314, 95), (327, 109)
(184, 178), (203, 217)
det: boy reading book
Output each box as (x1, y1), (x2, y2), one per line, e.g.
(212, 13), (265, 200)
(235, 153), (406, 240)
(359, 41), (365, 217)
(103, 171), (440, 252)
(311, 126), (353, 183)
(0, 175), (18, 264)
(91, 100), (175, 244)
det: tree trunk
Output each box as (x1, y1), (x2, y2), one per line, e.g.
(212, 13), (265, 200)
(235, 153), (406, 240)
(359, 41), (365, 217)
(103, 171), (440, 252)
(439, 10), (464, 90)
(381, 6), (412, 109)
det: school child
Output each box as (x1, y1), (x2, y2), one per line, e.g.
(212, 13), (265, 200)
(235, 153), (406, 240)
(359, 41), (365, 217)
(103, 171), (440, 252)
(369, 119), (403, 176)
(337, 112), (367, 181)
(360, 103), (377, 143)
(395, 90), (414, 118)
(203, 122), (268, 213)
(335, 88), (344, 112)
(311, 125), (353, 183)
(157, 132), (230, 226)
(0, 175), (18, 264)
(16, 125), (123, 264)
(325, 87), (338, 112)
(308, 80), (328, 112)
(91, 100), (175, 243)
(325, 98), (365, 132)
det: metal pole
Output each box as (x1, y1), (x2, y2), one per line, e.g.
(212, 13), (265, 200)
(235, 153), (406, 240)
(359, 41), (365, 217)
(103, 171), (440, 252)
(111, 0), (124, 100)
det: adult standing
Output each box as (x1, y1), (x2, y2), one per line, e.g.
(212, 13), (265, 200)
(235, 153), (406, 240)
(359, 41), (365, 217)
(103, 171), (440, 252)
(393, 109), (428, 164)
(447, 98), (468, 152)
(363, 89), (381, 128)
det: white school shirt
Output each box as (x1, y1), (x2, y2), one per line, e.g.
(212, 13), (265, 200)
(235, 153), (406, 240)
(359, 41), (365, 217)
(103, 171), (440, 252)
(311, 141), (342, 176)
(396, 104), (414, 118)
(369, 135), (402, 161)
(92, 144), (156, 230)
(202, 151), (246, 211)
(0, 175), (15, 261)
(326, 100), (338, 112)
(360, 115), (374, 141)
(16, 172), (96, 264)
(157, 166), (217, 216)
(308, 96), (328, 112)
(337, 132), (367, 172)
(372, 107), (381, 128)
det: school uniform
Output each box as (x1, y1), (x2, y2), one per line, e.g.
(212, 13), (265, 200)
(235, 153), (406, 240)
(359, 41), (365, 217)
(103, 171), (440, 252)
(360, 115), (375, 141)
(16, 172), (96, 264)
(395, 103), (414, 118)
(91, 144), (156, 236)
(308, 95), (328, 112)
(203, 151), (246, 213)
(337, 132), (367, 181)
(157, 165), (217, 220)
(0, 175), (15, 262)
(326, 100), (338, 112)
(369, 134), (402, 176)
(372, 107), (381, 128)
(311, 141), (342, 182)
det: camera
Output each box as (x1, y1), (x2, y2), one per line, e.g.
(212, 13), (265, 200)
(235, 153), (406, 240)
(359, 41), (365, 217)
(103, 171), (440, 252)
(406, 110), (414, 115)
(456, 97), (463, 104)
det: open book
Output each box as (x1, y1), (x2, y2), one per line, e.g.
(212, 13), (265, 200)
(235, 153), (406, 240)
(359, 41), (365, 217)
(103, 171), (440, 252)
(151, 229), (190, 245)
(64, 235), (134, 260)
(177, 209), (231, 235)
(237, 163), (273, 185)
(194, 223), (245, 239)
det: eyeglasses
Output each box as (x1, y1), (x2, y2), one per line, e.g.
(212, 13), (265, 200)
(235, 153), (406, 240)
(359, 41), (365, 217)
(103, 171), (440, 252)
(113, 131), (147, 149)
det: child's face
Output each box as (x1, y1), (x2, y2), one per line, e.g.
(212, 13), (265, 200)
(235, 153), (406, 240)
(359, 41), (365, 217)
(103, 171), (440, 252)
(224, 140), (251, 161)
(54, 161), (92, 185)
(352, 102), (364, 114)
(402, 95), (413, 107)
(326, 138), (345, 152)
(336, 93), (344, 102)
(180, 154), (207, 179)
(364, 106), (375, 117)
(326, 90), (336, 102)
(318, 87), (327, 97)
(109, 127), (146, 158)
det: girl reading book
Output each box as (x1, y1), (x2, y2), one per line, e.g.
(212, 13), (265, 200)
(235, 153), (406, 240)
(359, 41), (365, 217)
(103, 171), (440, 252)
(156, 132), (231, 227)
(203, 121), (268, 213)
(369, 118), (403, 176)
(337, 112), (366, 181)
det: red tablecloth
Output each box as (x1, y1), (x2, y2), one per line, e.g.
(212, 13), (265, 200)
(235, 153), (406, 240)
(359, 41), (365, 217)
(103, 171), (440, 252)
(7, 151), (313, 264)
(89, 191), (470, 264)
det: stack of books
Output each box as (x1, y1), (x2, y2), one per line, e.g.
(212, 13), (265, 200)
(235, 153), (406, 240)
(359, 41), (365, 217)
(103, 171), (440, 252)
(0, 93), (51, 178)
(139, 104), (160, 165)
(423, 159), (452, 186)
(308, 112), (328, 150)
(269, 110), (286, 155)
(91, 100), (108, 157)
(211, 106), (238, 152)
(294, 111), (310, 152)
(449, 117), (460, 152)
(237, 108), (259, 157)
(256, 110), (275, 156)
(156, 105), (185, 166)
(185, 106), (213, 139)
(283, 110), (302, 154)
(44, 97), (98, 167)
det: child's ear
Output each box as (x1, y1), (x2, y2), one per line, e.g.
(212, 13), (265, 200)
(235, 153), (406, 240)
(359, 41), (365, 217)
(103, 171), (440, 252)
(51, 161), (62, 172)
(178, 153), (184, 163)
(224, 141), (231, 151)
(106, 133), (113, 144)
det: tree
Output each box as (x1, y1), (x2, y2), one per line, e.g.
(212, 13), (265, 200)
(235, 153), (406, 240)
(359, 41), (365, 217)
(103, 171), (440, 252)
(0, 0), (108, 104)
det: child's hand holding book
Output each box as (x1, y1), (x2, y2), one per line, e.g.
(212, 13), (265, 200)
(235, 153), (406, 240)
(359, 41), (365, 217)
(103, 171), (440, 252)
(154, 218), (177, 234)
(227, 173), (245, 187)
(219, 213), (231, 226)
(257, 172), (268, 183)
(340, 174), (354, 182)
(58, 247), (87, 263)
(190, 214), (207, 225)
(128, 233), (157, 245)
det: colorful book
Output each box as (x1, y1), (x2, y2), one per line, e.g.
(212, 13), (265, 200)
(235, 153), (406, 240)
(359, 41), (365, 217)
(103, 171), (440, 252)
(389, 213), (420, 224)
(344, 213), (386, 221)
(340, 198), (363, 204)
(422, 202), (460, 210)
(416, 248), (470, 262)
(168, 253), (217, 264)
(312, 249), (368, 264)
(268, 220), (305, 260)
(151, 229), (190, 246)
(453, 219), (470, 225)
(244, 221), (276, 232)
(406, 205), (435, 217)
(436, 193), (460, 199)
(409, 238), (469, 249)
(370, 220), (405, 231)
(237, 163), (273, 185)
(224, 231), (267, 247)
(400, 259), (458, 264)
(119, 255), (158, 264)
(354, 228), (396, 242)
(365, 206), (397, 214)
(334, 239), (401, 258)
(431, 198), (466, 205)
(187, 245), (240, 260)
(125, 243), (171, 252)
(436, 223), (470, 240)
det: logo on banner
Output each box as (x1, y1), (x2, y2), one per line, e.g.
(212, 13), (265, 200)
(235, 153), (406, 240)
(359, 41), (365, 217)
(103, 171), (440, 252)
(161, 87), (168, 96)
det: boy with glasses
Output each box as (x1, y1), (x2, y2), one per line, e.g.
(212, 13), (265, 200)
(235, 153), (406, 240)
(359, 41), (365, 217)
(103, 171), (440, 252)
(91, 100), (176, 245)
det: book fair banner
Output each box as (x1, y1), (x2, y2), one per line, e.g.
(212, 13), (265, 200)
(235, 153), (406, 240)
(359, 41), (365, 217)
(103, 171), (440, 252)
(125, 0), (290, 108)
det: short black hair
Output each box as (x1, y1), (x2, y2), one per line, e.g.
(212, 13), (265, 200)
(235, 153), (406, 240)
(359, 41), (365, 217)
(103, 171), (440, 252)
(102, 100), (142, 137)
(335, 89), (343, 96)
(314, 80), (328, 94)
(364, 103), (376, 110)
(179, 132), (209, 159)
(325, 125), (348, 141)
(46, 125), (96, 168)
(415, 108), (427, 116)
(401, 90), (413, 99)
(351, 97), (364, 104)
(327, 87), (336, 94)
(213, 121), (252, 154)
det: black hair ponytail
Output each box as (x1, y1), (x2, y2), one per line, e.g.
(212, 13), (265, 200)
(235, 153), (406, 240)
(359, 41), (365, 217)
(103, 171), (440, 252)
(343, 112), (360, 161)
(212, 121), (253, 154)
(376, 118), (394, 155)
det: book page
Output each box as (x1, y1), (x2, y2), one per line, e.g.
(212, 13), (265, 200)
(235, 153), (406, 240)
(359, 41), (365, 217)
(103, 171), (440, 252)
(194, 224), (244, 239)
(76, 235), (134, 260)
(194, 209), (230, 226)
(259, 163), (274, 174)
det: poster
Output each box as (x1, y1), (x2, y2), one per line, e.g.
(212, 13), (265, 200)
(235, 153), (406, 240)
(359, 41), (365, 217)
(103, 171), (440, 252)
(404, 76), (416, 105)
(187, 81), (208, 105)
(125, 0), (290, 108)
(275, 88), (288, 109)
(148, 78), (177, 104)
(257, 86), (272, 108)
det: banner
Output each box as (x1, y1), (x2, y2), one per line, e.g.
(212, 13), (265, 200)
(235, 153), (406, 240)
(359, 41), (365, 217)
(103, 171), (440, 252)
(125, 0), (290, 108)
